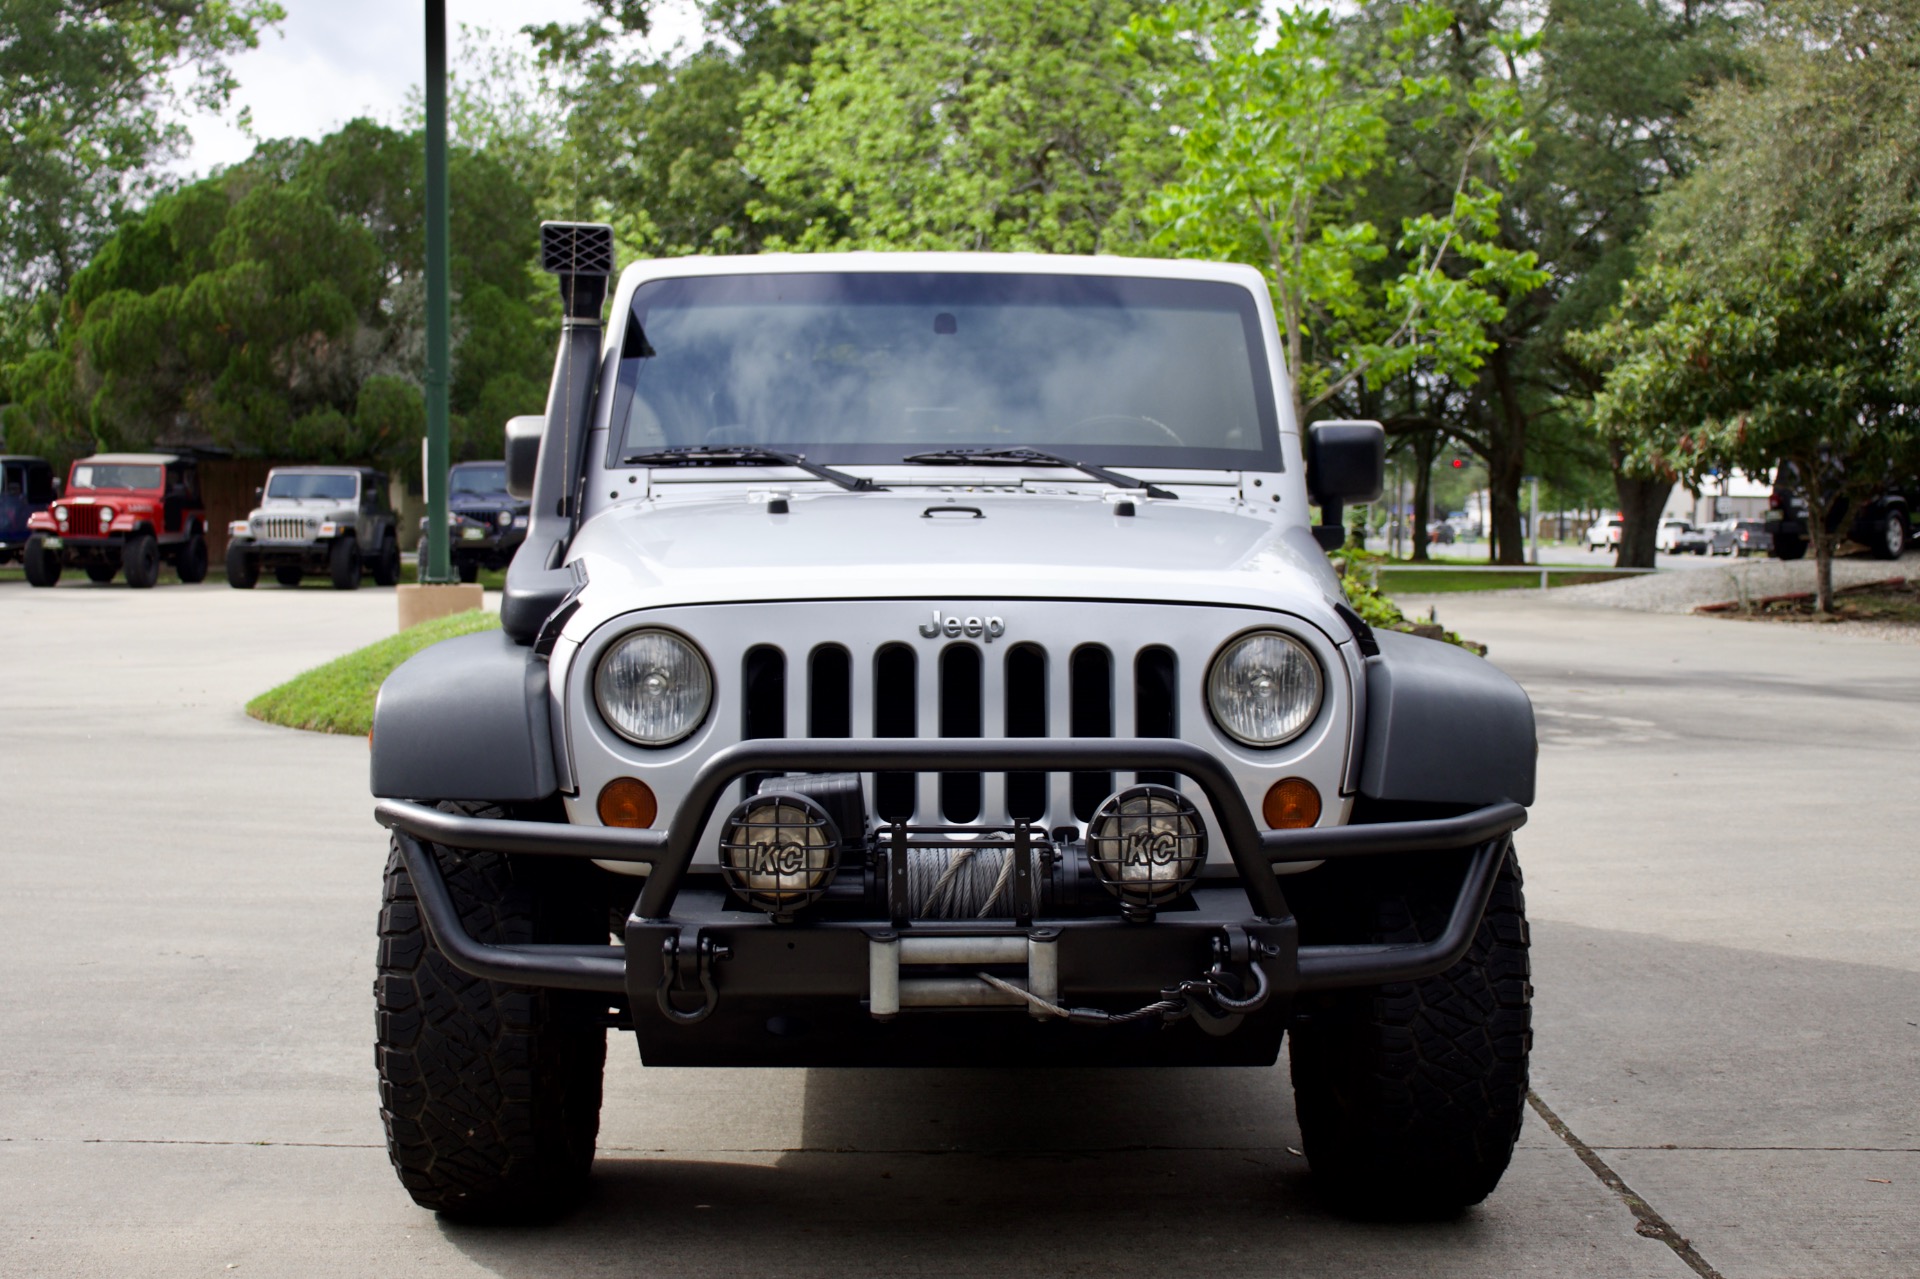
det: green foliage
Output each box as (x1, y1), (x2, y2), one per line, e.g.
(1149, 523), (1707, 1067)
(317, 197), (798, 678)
(738, 0), (1180, 253)
(1572, 0), (1920, 608)
(0, 0), (283, 305)
(1332, 551), (1481, 651)
(1127, 1), (1545, 427)
(3, 122), (552, 474)
(247, 609), (502, 736)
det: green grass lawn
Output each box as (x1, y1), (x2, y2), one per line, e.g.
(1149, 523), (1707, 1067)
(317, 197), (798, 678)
(246, 609), (501, 736)
(1375, 568), (1638, 594)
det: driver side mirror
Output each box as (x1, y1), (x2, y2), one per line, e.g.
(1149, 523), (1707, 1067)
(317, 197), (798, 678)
(51, 478), (63, 499)
(1304, 420), (1384, 553)
(505, 415), (544, 500)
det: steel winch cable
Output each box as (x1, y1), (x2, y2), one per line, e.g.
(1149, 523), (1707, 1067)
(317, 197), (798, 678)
(906, 843), (1032, 918)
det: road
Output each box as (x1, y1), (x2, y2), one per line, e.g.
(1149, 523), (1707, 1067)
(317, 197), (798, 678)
(2, 580), (1915, 1277)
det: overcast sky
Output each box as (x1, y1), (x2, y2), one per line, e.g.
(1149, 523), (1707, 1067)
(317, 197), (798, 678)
(179, 0), (707, 175)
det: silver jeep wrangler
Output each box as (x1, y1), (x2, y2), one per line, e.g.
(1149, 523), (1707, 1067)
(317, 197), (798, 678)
(369, 225), (1538, 1223)
(226, 465), (401, 590)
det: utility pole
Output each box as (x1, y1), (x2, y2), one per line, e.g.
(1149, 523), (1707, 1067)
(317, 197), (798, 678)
(420, 0), (452, 585)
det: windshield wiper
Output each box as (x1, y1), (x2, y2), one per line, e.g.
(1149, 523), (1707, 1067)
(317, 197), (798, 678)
(900, 447), (1177, 499)
(622, 445), (886, 493)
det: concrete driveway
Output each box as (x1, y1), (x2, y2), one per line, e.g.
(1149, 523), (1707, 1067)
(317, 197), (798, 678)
(1, 581), (1913, 1277)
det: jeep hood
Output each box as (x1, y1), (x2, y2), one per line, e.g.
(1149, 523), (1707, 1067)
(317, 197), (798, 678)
(563, 491), (1345, 630)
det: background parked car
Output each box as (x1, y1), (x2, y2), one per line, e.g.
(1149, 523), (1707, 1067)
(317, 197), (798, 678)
(1711, 520), (1773, 557)
(1766, 462), (1913, 560)
(1584, 515), (1622, 551)
(1654, 519), (1697, 553)
(1, 455), (58, 564)
(23, 452), (209, 588)
(226, 466), (401, 590)
(1669, 523), (1713, 555)
(416, 459), (529, 582)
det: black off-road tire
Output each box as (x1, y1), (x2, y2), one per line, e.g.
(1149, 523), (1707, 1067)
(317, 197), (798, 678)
(177, 531), (209, 583)
(225, 543), (258, 588)
(23, 536), (60, 587)
(457, 558), (479, 584)
(122, 532), (160, 588)
(85, 564), (118, 583)
(372, 534), (402, 587)
(275, 565), (305, 587)
(375, 815), (608, 1220)
(329, 535), (360, 590)
(1773, 530), (1806, 561)
(1289, 846), (1532, 1219)
(1871, 510), (1908, 561)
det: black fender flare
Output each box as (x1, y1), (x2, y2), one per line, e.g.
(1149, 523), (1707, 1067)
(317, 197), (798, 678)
(1358, 629), (1536, 807)
(370, 628), (557, 802)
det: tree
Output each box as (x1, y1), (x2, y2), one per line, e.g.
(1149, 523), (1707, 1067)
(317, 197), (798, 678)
(1573, 0), (1920, 609)
(1129, 2), (1545, 451)
(0, 0), (283, 305)
(3, 122), (553, 473)
(738, 0), (1182, 253)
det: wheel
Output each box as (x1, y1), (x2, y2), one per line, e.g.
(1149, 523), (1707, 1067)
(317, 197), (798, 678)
(1871, 510), (1909, 560)
(23, 536), (61, 587)
(225, 543), (258, 588)
(457, 559), (479, 584)
(1289, 846), (1531, 1219)
(85, 564), (117, 584)
(1773, 530), (1806, 561)
(122, 532), (160, 588)
(372, 534), (402, 587)
(329, 536), (361, 590)
(375, 811), (607, 1220)
(275, 566), (305, 587)
(177, 531), (209, 583)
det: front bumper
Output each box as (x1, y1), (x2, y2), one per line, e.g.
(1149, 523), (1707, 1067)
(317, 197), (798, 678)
(374, 738), (1526, 1064)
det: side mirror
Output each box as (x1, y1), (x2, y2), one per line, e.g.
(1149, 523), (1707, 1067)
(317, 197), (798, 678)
(1304, 420), (1384, 552)
(51, 478), (63, 499)
(254, 485), (263, 499)
(505, 415), (544, 500)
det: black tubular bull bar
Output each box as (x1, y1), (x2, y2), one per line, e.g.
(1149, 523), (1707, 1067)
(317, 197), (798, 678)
(373, 737), (1527, 1001)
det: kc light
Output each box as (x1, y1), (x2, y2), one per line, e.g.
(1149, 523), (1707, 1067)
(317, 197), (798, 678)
(718, 792), (840, 916)
(1206, 630), (1322, 747)
(594, 628), (712, 746)
(1087, 784), (1207, 913)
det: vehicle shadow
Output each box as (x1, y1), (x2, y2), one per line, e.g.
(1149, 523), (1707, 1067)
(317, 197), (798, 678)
(433, 1063), (1520, 1278)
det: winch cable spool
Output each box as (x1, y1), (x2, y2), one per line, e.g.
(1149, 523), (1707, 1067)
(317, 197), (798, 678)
(905, 842), (1043, 919)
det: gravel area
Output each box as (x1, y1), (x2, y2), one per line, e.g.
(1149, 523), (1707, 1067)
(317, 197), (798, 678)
(1538, 552), (1916, 613)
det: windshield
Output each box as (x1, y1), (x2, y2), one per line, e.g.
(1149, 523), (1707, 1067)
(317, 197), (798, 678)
(610, 272), (1282, 470)
(267, 473), (357, 501)
(450, 463), (509, 496)
(70, 464), (161, 491)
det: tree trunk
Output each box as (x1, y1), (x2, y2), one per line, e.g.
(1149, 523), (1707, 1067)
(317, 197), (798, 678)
(1612, 451), (1671, 570)
(1484, 347), (1528, 566)
(1409, 431), (1437, 562)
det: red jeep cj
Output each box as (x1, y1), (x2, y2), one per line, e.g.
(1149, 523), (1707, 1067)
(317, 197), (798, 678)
(24, 453), (210, 588)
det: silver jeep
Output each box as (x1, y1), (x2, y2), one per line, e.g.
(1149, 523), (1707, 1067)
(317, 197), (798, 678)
(226, 465), (401, 590)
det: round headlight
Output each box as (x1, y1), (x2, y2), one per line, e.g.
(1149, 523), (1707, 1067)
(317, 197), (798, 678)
(98, 506), (114, 522)
(497, 509), (514, 527)
(1207, 630), (1322, 747)
(594, 628), (712, 746)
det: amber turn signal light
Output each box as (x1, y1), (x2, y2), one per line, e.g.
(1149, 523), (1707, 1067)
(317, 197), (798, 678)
(1262, 777), (1321, 829)
(597, 777), (658, 829)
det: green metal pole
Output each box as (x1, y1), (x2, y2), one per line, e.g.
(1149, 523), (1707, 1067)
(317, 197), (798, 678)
(421, 0), (452, 584)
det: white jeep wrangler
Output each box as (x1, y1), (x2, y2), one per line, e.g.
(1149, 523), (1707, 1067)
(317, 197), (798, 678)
(370, 225), (1537, 1222)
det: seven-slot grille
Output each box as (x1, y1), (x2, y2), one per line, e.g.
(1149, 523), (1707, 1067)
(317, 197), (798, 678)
(62, 506), (106, 536)
(735, 640), (1181, 831)
(256, 516), (312, 540)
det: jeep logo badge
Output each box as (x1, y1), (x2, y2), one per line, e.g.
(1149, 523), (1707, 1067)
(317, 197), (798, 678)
(918, 610), (1006, 643)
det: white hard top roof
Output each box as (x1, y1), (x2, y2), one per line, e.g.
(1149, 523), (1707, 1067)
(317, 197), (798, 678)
(80, 453), (180, 465)
(617, 251), (1269, 292)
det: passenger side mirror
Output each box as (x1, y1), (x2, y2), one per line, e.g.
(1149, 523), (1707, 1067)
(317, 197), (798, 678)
(1304, 420), (1385, 553)
(505, 415), (544, 500)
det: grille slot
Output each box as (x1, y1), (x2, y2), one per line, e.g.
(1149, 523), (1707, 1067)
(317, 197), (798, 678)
(872, 644), (916, 822)
(1135, 646), (1179, 788)
(741, 645), (785, 799)
(938, 645), (983, 822)
(1004, 644), (1048, 822)
(1069, 646), (1115, 821)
